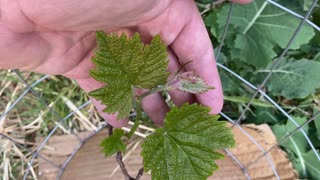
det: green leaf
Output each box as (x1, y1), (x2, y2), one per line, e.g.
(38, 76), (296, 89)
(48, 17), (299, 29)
(89, 32), (169, 119)
(141, 104), (235, 180)
(100, 129), (126, 157)
(215, 0), (315, 68)
(315, 52), (320, 62)
(219, 70), (240, 93)
(302, 0), (314, 11)
(302, 150), (320, 178)
(263, 59), (320, 99)
(313, 106), (320, 140)
(272, 117), (309, 153)
(272, 117), (310, 177)
(224, 96), (274, 108)
(246, 107), (282, 125)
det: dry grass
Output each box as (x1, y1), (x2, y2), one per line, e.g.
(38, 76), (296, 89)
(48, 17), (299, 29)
(0, 70), (104, 179)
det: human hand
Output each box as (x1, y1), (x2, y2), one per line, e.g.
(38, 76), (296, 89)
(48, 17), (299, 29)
(0, 0), (252, 127)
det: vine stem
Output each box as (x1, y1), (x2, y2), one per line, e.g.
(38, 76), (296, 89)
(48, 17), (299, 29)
(135, 168), (144, 180)
(127, 99), (142, 139)
(109, 126), (134, 179)
(116, 152), (135, 180)
(119, 85), (165, 179)
(127, 85), (167, 139)
(137, 86), (167, 101)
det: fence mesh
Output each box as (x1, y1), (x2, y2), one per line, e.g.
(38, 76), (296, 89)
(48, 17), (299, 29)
(0, 0), (320, 179)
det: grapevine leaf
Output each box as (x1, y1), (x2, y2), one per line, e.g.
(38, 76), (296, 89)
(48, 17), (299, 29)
(264, 59), (320, 99)
(89, 32), (169, 119)
(100, 129), (126, 157)
(215, 0), (315, 68)
(141, 104), (235, 180)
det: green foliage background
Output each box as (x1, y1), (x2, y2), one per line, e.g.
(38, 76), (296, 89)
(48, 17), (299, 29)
(197, 0), (320, 179)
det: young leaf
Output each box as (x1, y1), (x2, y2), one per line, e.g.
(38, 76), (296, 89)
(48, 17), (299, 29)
(100, 129), (126, 157)
(89, 32), (169, 119)
(264, 59), (320, 99)
(141, 104), (235, 180)
(169, 72), (214, 94)
(215, 0), (315, 68)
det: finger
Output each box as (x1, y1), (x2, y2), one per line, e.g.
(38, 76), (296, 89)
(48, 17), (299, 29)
(76, 77), (128, 128)
(169, 0), (223, 114)
(167, 48), (195, 107)
(229, 0), (253, 4)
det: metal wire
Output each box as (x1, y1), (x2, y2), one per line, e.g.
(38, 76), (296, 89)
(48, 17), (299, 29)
(0, 0), (319, 179)
(221, 112), (280, 180)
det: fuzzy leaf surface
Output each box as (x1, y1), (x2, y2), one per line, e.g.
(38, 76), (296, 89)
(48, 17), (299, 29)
(141, 104), (235, 180)
(265, 59), (320, 99)
(215, 0), (315, 68)
(89, 32), (169, 119)
(171, 72), (214, 94)
(100, 129), (126, 157)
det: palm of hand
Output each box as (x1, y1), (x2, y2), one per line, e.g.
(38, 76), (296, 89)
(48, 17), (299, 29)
(0, 0), (223, 127)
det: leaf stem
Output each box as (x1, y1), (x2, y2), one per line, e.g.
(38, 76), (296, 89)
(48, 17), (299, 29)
(242, 1), (268, 34)
(128, 85), (167, 138)
(127, 99), (142, 139)
(137, 86), (167, 101)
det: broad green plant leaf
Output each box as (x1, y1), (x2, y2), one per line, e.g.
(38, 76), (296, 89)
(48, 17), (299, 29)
(215, 0), (315, 68)
(263, 59), (320, 99)
(272, 116), (310, 152)
(313, 106), (320, 140)
(272, 117), (312, 177)
(141, 104), (235, 180)
(246, 107), (282, 125)
(302, 150), (320, 178)
(100, 129), (126, 157)
(89, 32), (169, 119)
(223, 96), (274, 108)
(302, 0), (314, 10)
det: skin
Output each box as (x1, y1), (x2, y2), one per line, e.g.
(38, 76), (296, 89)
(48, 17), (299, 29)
(0, 0), (252, 127)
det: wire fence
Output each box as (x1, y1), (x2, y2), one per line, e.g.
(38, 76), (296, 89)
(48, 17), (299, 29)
(0, 0), (320, 179)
